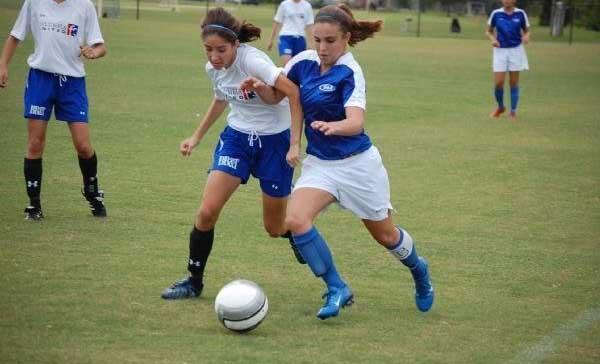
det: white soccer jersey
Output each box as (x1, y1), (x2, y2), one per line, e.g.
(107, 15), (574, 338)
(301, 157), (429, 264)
(274, 0), (314, 37)
(10, 0), (104, 77)
(206, 44), (290, 135)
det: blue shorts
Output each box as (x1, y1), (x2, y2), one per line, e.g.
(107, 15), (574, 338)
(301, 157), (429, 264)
(24, 68), (89, 122)
(211, 127), (294, 198)
(278, 35), (307, 57)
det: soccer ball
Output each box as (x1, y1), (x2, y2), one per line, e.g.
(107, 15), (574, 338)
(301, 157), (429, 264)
(214, 279), (268, 333)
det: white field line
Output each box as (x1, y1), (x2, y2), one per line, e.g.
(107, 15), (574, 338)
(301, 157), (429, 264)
(506, 308), (600, 364)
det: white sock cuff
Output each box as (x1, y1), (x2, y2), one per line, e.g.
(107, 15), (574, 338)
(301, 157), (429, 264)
(388, 228), (414, 261)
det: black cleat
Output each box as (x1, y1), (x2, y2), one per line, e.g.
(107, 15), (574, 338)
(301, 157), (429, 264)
(24, 206), (44, 221)
(82, 189), (107, 217)
(161, 277), (202, 299)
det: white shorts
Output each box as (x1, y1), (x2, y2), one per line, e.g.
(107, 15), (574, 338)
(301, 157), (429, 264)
(493, 44), (529, 72)
(294, 146), (393, 221)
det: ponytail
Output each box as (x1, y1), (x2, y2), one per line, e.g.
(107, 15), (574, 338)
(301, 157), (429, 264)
(237, 21), (261, 43)
(201, 7), (261, 44)
(315, 4), (382, 46)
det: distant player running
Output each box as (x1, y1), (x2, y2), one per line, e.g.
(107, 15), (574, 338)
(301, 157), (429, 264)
(0, 0), (108, 220)
(161, 8), (303, 299)
(247, 4), (434, 320)
(267, 0), (314, 65)
(486, 0), (530, 120)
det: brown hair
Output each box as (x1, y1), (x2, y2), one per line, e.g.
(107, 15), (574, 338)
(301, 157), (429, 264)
(201, 7), (261, 43)
(314, 4), (382, 46)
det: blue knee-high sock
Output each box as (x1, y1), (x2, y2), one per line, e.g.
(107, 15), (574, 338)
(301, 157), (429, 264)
(494, 88), (505, 109)
(387, 227), (419, 269)
(293, 226), (345, 289)
(510, 87), (519, 112)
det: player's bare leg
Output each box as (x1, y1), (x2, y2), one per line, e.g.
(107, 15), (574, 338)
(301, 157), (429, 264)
(23, 119), (47, 220)
(286, 188), (353, 319)
(491, 72), (506, 118)
(262, 193), (305, 264)
(162, 171), (241, 299)
(69, 122), (106, 217)
(363, 215), (434, 312)
(509, 71), (520, 120)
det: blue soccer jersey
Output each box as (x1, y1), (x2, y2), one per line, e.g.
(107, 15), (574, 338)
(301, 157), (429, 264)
(488, 8), (530, 48)
(283, 50), (372, 160)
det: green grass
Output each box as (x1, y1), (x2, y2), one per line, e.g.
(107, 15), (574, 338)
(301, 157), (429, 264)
(1, 3), (600, 364)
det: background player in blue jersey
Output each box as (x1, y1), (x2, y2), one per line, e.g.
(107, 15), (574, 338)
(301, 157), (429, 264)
(267, 0), (314, 65)
(0, 0), (108, 220)
(486, 0), (530, 120)
(246, 4), (434, 320)
(161, 8), (304, 300)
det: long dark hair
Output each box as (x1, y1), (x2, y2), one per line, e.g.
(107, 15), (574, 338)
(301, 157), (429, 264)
(315, 4), (382, 46)
(201, 7), (261, 43)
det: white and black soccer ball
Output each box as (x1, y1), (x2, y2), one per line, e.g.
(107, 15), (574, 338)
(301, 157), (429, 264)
(214, 279), (268, 333)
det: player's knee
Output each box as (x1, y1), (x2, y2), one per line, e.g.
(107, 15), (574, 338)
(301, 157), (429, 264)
(285, 213), (310, 235)
(27, 136), (45, 157)
(75, 141), (93, 158)
(197, 205), (219, 229)
(264, 223), (283, 238)
(371, 229), (399, 247)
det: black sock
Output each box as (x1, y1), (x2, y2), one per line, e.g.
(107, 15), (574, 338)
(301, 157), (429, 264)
(24, 158), (42, 208)
(188, 227), (214, 289)
(281, 231), (293, 241)
(78, 152), (98, 195)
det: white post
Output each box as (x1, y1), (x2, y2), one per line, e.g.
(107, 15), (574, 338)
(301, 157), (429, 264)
(97, 0), (103, 18)
(551, 1), (566, 37)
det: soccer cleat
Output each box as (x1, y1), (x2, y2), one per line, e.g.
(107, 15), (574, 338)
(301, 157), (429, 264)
(24, 206), (44, 221)
(161, 277), (203, 300)
(490, 106), (506, 118)
(316, 285), (354, 320)
(82, 189), (107, 217)
(410, 257), (434, 312)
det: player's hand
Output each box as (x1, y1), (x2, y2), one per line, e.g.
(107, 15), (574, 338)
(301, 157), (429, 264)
(286, 143), (300, 168)
(267, 40), (273, 51)
(240, 77), (266, 93)
(522, 33), (530, 45)
(180, 135), (199, 157)
(0, 64), (8, 88)
(492, 39), (500, 48)
(310, 121), (337, 136)
(80, 46), (97, 59)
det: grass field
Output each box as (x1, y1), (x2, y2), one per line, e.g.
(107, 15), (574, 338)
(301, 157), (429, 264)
(1, 3), (600, 363)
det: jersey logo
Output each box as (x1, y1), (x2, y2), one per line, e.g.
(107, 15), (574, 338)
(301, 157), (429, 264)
(40, 22), (79, 37)
(318, 84), (336, 92)
(220, 87), (257, 101)
(67, 24), (79, 37)
(240, 89), (256, 101)
(512, 18), (521, 23)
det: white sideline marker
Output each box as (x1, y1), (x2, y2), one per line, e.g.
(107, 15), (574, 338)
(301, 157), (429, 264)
(507, 308), (600, 364)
